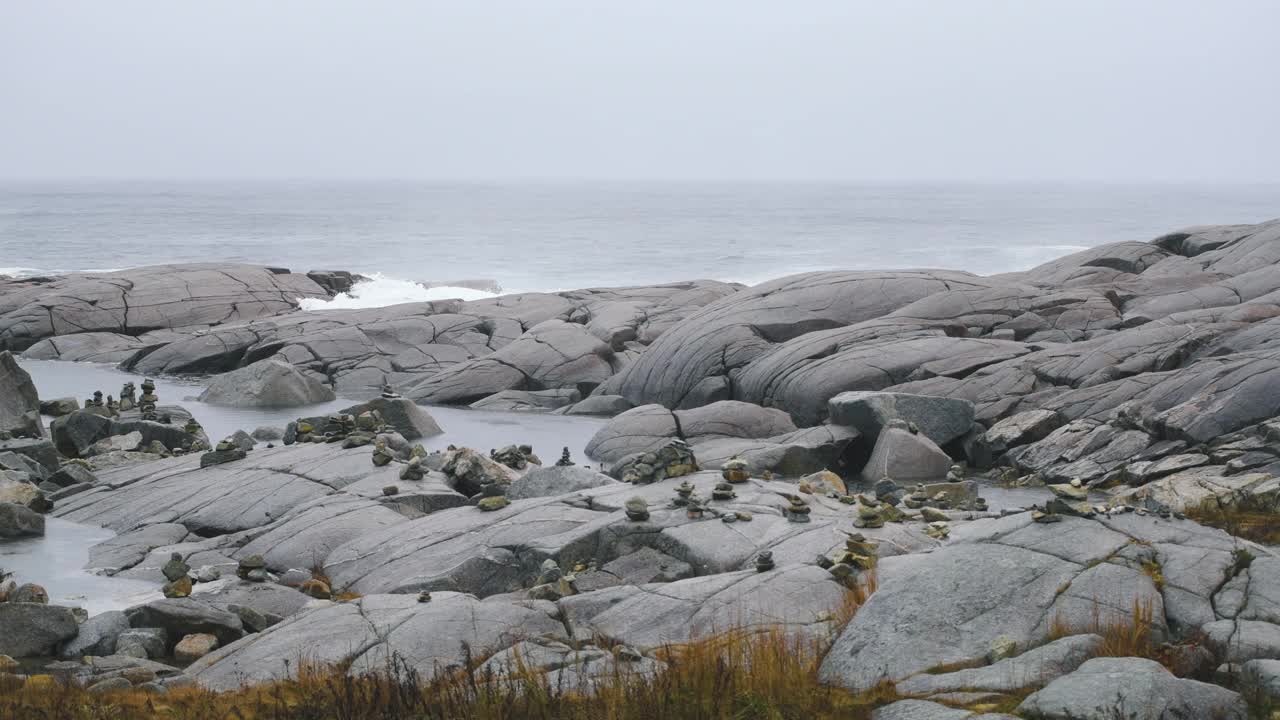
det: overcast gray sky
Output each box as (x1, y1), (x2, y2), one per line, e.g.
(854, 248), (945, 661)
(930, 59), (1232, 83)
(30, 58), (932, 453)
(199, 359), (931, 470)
(2, 1), (1278, 182)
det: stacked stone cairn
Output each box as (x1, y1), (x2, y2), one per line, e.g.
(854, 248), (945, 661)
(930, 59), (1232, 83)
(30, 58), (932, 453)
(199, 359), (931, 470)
(237, 555), (268, 582)
(119, 381), (136, 411)
(555, 447), (574, 467)
(200, 436), (248, 468)
(138, 379), (159, 420)
(620, 438), (697, 484)
(161, 552), (192, 598)
(624, 496), (649, 521)
(819, 533), (879, 586)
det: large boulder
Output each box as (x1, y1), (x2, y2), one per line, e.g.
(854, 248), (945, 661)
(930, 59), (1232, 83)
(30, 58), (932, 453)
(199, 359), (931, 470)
(198, 358), (335, 408)
(58, 610), (131, 659)
(819, 514), (1174, 693)
(0, 603), (80, 657)
(124, 598), (245, 647)
(339, 397), (442, 440)
(0, 351), (41, 438)
(50, 411), (115, 458)
(585, 401), (797, 466)
(506, 465), (620, 500)
(828, 391), (975, 447)
(858, 426), (951, 485)
(0, 501), (44, 537)
(1016, 657), (1246, 720)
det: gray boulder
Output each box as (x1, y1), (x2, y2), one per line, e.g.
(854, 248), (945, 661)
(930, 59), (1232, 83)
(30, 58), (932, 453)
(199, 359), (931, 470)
(1016, 657), (1246, 720)
(0, 351), (41, 438)
(585, 401), (798, 466)
(0, 501), (44, 537)
(859, 426), (951, 485)
(50, 410), (115, 458)
(506, 465), (619, 500)
(115, 628), (168, 659)
(340, 397), (443, 440)
(58, 610), (131, 659)
(39, 397), (80, 417)
(0, 603), (80, 657)
(198, 358), (335, 408)
(124, 598), (245, 647)
(250, 426), (284, 442)
(896, 634), (1103, 698)
(1242, 658), (1280, 704)
(828, 391), (975, 447)
(86, 431), (143, 457)
(48, 463), (96, 488)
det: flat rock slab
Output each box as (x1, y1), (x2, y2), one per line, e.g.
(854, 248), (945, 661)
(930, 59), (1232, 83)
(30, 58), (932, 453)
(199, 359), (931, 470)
(559, 565), (848, 650)
(188, 593), (564, 691)
(1016, 657), (1246, 720)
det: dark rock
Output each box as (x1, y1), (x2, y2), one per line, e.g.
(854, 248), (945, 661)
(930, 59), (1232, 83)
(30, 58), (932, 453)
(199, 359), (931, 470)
(48, 463), (96, 488)
(0, 501), (44, 537)
(0, 603), (79, 657)
(39, 397), (80, 417)
(0, 351), (42, 439)
(564, 394), (634, 416)
(58, 611), (130, 659)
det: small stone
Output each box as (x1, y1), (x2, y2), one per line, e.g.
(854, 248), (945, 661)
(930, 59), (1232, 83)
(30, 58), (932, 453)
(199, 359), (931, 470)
(721, 456), (750, 484)
(478, 496), (510, 511)
(711, 482), (736, 501)
(88, 677), (133, 694)
(399, 457), (424, 481)
(161, 552), (190, 582)
(417, 592), (432, 603)
(174, 633), (220, 663)
(382, 485), (399, 496)
(624, 496), (650, 522)
(988, 636), (1017, 663)
(755, 551), (775, 573)
(920, 506), (949, 523)
(162, 576), (193, 598)
(236, 554), (266, 580)
(735, 511), (753, 521)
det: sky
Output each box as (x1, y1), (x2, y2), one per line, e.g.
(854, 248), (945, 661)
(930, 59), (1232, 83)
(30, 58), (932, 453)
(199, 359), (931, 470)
(2, 1), (1279, 182)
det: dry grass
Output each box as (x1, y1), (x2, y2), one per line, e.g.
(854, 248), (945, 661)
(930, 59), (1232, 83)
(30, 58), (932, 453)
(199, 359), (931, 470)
(1185, 504), (1280, 545)
(1048, 597), (1160, 661)
(0, 578), (889, 720)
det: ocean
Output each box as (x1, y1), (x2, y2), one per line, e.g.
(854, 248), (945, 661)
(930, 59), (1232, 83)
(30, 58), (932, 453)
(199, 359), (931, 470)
(2, 181), (1277, 308)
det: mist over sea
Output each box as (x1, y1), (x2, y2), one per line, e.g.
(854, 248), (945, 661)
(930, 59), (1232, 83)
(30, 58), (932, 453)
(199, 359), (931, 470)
(3, 181), (1277, 306)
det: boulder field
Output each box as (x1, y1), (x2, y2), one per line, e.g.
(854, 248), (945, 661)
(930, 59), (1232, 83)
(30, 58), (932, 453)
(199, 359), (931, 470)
(6, 220), (1280, 715)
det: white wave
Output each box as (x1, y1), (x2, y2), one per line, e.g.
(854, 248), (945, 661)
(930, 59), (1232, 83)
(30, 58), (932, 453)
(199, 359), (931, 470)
(298, 273), (499, 310)
(0, 266), (123, 279)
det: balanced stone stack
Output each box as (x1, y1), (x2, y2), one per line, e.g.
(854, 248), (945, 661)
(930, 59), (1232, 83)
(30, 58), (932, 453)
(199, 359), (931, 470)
(618, 439), (697, 484)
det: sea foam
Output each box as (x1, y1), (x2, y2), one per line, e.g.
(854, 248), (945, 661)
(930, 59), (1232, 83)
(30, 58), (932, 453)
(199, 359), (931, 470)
(297, 273), (499, 310)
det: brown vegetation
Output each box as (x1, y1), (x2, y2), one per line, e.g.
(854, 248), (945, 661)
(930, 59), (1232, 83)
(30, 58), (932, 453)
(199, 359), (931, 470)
(1185, 504), (1280, 545)
(0, 579), (892, 720)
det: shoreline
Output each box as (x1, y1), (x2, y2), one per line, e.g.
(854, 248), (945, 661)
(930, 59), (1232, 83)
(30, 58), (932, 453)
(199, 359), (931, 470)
(1, 217), (1279, 715)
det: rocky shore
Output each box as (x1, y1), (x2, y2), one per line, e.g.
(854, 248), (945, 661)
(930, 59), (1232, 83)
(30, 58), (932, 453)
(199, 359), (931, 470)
(3, 219), (1280, 717)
